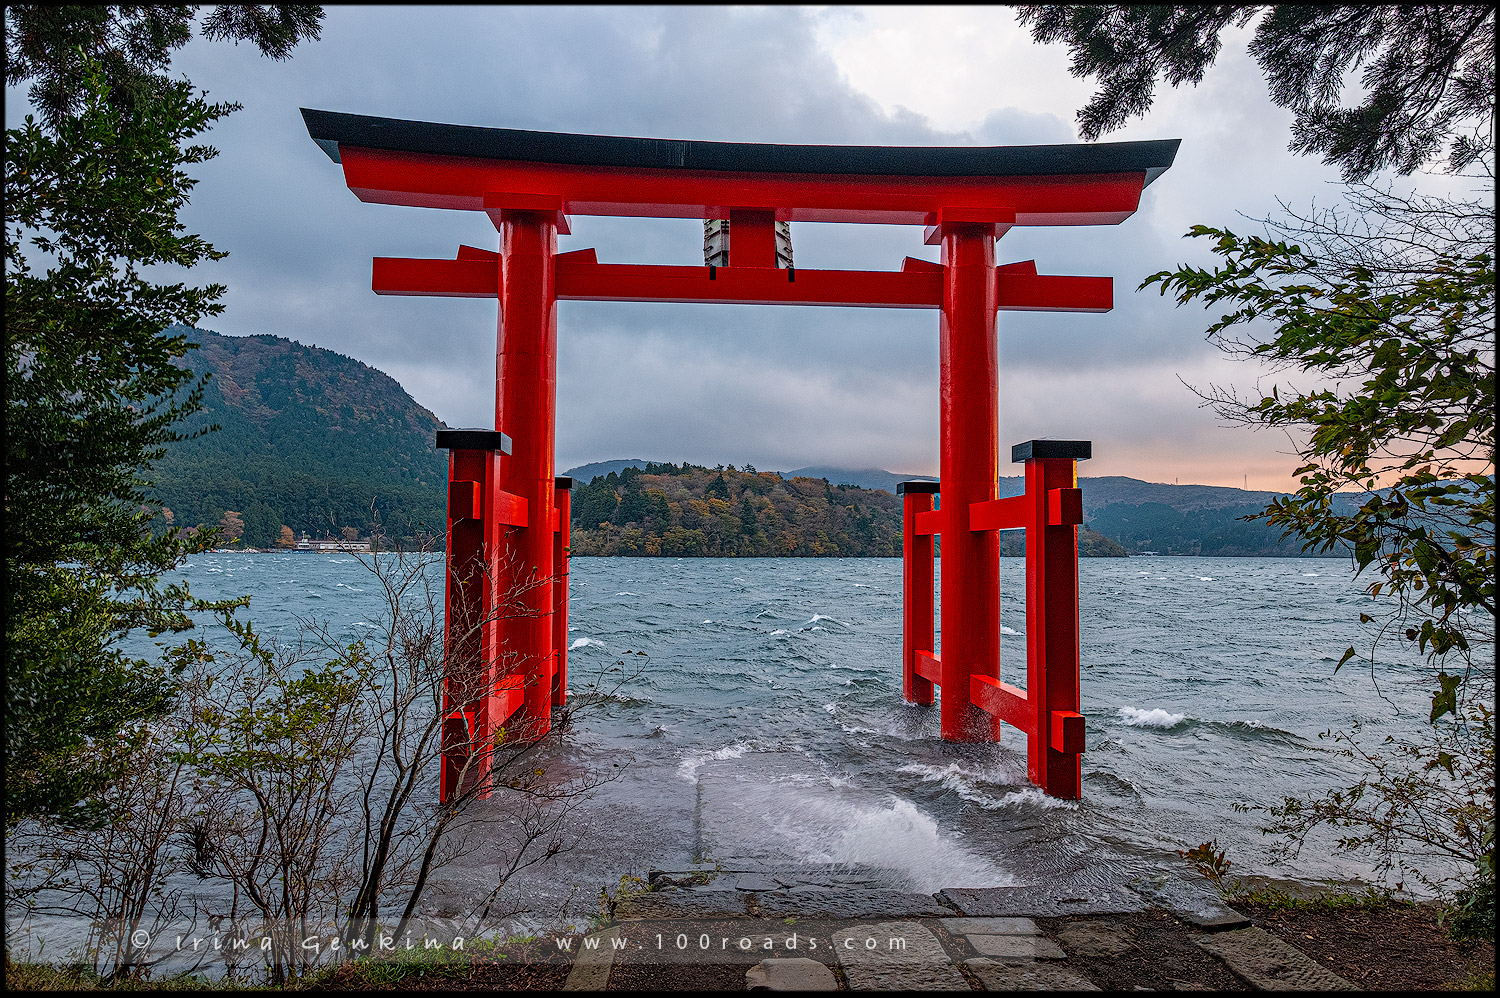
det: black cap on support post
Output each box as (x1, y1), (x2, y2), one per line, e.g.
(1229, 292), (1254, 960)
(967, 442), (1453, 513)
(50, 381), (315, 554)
(1012, 440), (1091, 463)
(436, 428), (513, 453)
(896, 480), (941, 495)
(554, 477), (573, 490)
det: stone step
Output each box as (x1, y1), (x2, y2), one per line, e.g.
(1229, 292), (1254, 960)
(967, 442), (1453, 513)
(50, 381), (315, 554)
(833, 919), (970, 991)
(939, 883), (1142, 917)
(1193, 925), (1358, 990)
(964, 957), (1102, 991)
(562, 927), (621, 991)
(745, 956), (839, 991)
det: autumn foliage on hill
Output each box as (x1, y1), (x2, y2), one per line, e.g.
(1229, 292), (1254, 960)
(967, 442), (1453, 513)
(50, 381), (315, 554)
(569, 463), (902, 557)
(568, 462), (1128, 558)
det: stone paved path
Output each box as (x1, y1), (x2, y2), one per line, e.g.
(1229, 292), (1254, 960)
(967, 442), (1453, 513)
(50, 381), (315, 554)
(569, 865), (1359, 990)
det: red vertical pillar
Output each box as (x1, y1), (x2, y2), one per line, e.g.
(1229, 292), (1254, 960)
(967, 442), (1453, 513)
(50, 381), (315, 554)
(938, 223), (1002, 740)
(1018, 439), (1089, 799)
(438, 429), (512, 802)
(899, 481), (939, 705)
(494, 206), (559, 738)
(552, 476), (572, 707)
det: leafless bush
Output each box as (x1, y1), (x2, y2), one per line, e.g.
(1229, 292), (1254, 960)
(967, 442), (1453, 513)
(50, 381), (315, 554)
(7, 537), (633, 984)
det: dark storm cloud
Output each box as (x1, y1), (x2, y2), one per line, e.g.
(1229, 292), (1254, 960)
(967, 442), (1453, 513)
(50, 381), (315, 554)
(146, 5), (1041, 472)
(6, 6), (1353, 483)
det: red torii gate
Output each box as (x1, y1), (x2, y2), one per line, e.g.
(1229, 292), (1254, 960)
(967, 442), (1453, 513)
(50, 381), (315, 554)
(302, 109), (1177, 801)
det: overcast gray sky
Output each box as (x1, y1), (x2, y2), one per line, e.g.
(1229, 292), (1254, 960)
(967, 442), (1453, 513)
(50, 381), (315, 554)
(6, 6), (1470, 488)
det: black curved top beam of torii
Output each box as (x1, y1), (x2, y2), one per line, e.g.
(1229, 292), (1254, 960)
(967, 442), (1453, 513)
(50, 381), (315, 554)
(301, 109), (1177, 309)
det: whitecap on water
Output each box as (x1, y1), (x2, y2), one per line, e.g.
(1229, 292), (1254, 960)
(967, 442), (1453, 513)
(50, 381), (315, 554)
(769, 629), (788, 636)
(1000, 625), (1023, 636)
(569, 636), (602, 651)
(981, 785), (1078, 811)
(896, 760), (1029, 808)
(1118, 706), (1187, 728)
(763, 793), (1012, 892)
(676, 742), (750, 782)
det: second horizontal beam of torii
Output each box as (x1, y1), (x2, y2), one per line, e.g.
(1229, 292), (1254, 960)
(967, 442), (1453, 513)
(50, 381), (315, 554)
(371, 247), (1111, 312)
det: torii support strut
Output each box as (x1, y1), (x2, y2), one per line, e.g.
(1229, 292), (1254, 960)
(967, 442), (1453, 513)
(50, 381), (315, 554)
(900, 439), (1091, 798)
(302, 109), (1177, 801)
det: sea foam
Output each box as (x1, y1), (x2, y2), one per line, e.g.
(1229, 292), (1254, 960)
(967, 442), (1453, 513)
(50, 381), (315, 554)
(764, 792), (1012, 892)
(676, 742), (750, 782)
(1118, 706), (1187, 728)
(897, 760), (1030, 808)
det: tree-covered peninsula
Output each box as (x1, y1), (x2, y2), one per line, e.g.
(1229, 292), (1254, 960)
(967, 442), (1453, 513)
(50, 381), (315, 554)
(568, 463), (1127, 557)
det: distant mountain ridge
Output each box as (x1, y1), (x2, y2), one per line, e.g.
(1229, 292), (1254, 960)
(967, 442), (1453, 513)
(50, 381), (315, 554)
(779, 467), (1307, 518)
(145, 329), (1344, 557)
(563, 460), (1125, 557)
(561, 460), (1322, 518)
(561, 459), (1349, 556)
(564, 458), (656, 483)
(779, 466), (937, 494)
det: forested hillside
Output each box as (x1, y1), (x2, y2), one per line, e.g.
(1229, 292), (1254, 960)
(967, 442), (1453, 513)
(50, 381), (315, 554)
(567, 462), (1126, 557)
(1088, 501), (1305, 556)
(569, 463), (903, 556)
(147, 327), (447, 548)
(145, 327), (1332, 557)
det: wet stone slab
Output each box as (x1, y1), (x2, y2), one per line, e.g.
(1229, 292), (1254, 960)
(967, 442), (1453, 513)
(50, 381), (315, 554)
(1134, 876), (1252, 931)
(967, 933), (1067, 961)
(760, 865), (898, 889)
(745, 956), (839, 991)
(561, 927), (619, 991)
(964, 957), (1102, 991)
(717, 872), (784, 892)
(832, 920), (969, 991)
(940, 884), (1144, 918)
(756, 887), (953, 920)
(941, 916), (1041, 936)
(650, 864), (895, 892)
(1193, 926), (1357, 990)
(1178, 906), (1253, 931)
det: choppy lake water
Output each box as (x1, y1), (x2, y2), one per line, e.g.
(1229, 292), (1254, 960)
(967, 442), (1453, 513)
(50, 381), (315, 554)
(11, 552), (1467, 963)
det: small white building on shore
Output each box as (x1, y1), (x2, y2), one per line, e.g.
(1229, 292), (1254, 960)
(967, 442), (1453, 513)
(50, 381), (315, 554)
(295, 536), (372, 553)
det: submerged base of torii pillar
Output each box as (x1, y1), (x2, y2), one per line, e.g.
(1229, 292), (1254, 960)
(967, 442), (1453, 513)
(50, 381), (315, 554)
(302, 108), (1178, 802)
